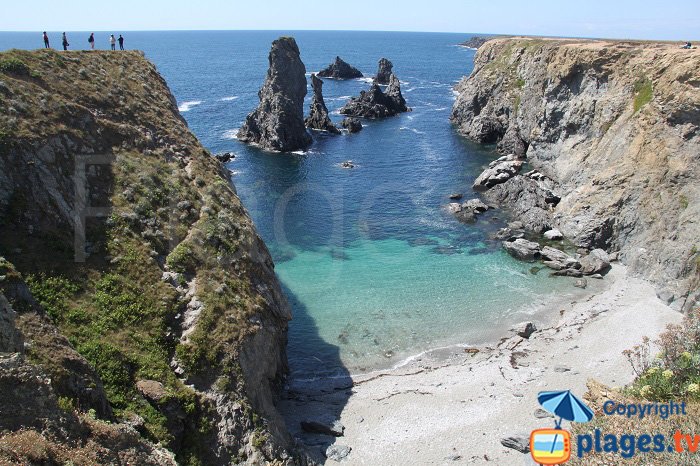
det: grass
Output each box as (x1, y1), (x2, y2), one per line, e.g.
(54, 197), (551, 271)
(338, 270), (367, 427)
(633, 76), (653, 112)
(0, 57), (30, 75)
(0, 49), (285, 464)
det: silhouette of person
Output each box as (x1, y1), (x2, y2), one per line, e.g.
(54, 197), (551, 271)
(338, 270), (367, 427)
(110, 34), (116, 50)
(88, 33), (95, 50)
(118, 34), (124, 50)
(62, 32), (69, 51)
(43, 31), (50, 49)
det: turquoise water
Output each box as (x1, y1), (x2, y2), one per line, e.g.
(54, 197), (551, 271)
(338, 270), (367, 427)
(0, 31), (581, 379)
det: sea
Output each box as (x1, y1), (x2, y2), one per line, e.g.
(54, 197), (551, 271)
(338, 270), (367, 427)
(0, 30), (592, 382)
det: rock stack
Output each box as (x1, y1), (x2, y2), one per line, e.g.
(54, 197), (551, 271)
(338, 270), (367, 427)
(374, 58), (393, 84)
(305, 74), (340, 134)
(339, 74), (409, 119)
(238, 37), (312, 152)
(317, 56), (363, 79)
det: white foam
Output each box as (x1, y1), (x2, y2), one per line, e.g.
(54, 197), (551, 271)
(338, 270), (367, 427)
(220, 96), (239, 101)
(178, 100), (202, 112)
(357, 77), (374, 83)
(222, 129), (239, 140)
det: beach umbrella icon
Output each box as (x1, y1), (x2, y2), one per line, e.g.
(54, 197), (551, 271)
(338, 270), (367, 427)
(538, 390), (594, 428)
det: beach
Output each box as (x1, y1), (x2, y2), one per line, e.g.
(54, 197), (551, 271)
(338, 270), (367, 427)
(279, 264), (682, 464)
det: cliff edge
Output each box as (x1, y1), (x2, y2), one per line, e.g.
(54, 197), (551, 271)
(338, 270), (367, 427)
(452, 38), (700, 301)
(0, 49), (303, 464)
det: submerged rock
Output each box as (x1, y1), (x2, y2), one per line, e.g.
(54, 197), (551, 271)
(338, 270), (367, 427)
(341, 117), (363, 133)
(446, 198), (490, 223)
(339, 74), (409, 119)
(374, 58), (393, 84)
(318, 56), (363, 79)
(305, 74), (340, 134)
(238, 37), (312, 152)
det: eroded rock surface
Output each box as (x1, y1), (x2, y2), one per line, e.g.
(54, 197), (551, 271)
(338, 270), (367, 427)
(305, 74), (340, 134)
(238, 37), (312, 151)
(318, 56), (363, 79)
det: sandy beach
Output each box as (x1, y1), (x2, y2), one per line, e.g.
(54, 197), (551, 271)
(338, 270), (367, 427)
(279, 264), (683, 464)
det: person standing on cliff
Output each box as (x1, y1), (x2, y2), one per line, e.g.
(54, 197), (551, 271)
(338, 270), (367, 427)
(61, 32), (69, 51)
(88, 33), (95, 50)
(109, 34), (116, 50)
(42, 31), (50, 49)
(118, 34), (124, 50)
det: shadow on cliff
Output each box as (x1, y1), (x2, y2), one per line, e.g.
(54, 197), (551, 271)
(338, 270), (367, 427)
(276, 282), (352, 464)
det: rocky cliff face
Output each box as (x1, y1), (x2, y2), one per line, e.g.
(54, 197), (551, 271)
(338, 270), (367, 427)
(305, 74), (340, 134)
(238, 37), (312, 152)
(451, 38), (700, 300)
(0, 49), (304, 464)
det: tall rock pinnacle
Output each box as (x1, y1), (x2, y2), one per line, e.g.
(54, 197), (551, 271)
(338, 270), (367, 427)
(305, 74), (340, 134)
(238, 37), (312, 152)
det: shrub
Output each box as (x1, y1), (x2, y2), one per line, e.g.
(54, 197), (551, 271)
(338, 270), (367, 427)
(0, 58), (30, 76)
(166, 241), (197, 274)
(25, 274), (80, 323)
(625, 308), (700, 400)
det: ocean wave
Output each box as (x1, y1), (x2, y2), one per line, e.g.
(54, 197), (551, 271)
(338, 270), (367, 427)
(357, 77), (374, 83)
(178, 100), (202, 112)
(222, 129), (239, 140)
(220, 96), (239, 101)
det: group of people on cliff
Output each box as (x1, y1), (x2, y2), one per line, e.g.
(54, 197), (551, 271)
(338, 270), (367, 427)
(43, 32), (125, 51)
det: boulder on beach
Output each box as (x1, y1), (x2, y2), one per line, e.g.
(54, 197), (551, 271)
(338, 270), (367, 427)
(374, 58), (393, 84)
(238, 37), (312, 152)
(318, 56), (363, 79)
(340, 74), (409, 119)
(305, 74), (340, 134)
(579, 249), (612, 275)
(502, 238), (541, 261)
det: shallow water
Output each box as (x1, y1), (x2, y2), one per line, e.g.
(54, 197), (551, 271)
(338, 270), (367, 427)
(0, 31), (582, 379)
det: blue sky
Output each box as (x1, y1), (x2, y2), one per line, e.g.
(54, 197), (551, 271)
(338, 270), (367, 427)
(2, 0), (698, 40)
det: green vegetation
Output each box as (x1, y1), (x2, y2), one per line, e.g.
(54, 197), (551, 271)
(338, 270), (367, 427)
(515, 77), (525, 88)
(570, 310), (700, 464)
(56, 396), (75, 413)
(633, 76), (653, 112)
(624, 310), (700, 400)
(0, 58), (30, 76)
(0, 50), (277, 463)
(680, 195), (689, 209)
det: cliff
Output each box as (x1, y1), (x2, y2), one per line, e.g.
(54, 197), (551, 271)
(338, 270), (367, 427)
(451, 38), (700, 301)
(0, 49), (303, 464)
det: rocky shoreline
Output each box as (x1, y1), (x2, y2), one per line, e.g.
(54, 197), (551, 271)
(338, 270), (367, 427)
(451, 38), (700, 310)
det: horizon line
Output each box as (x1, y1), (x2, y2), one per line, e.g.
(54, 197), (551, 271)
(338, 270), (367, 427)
(0, 28), (693, 42)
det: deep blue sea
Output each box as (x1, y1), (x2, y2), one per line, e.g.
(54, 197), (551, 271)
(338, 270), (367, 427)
(0, 31), (586, 380)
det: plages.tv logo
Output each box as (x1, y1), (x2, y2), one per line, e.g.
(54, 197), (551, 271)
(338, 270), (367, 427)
(530, 390), (594, 465)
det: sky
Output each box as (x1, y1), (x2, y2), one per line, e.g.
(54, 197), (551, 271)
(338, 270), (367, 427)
(1, 0), (698, 40)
